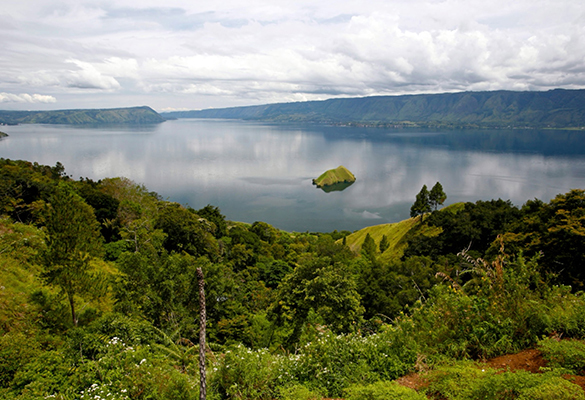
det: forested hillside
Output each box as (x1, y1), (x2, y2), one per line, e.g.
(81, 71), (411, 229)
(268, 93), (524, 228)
(164, 89), (585, 128)
(2, 158), (585, 399)
(0, 106), (164, 125)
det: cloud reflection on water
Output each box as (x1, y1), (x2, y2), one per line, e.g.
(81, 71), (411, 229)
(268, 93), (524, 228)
(1, 119), (584, 231)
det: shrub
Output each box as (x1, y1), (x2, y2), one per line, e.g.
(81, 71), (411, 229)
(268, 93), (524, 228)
(538, 338), (585, 374)
(210, 344), (283, 400)
(345, 381), (427, 400)
(423, 360), (585, 400)
(285, 329), (418, 397)
(278, 384), (322, 400)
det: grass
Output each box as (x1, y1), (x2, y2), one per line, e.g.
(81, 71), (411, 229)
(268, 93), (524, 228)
(342, 203), (463, 262)
(312, 166), (356, 188)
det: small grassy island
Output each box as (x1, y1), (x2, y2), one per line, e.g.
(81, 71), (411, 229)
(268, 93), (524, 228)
(0, 130), (7, 138)
(313, 165), (356, 192)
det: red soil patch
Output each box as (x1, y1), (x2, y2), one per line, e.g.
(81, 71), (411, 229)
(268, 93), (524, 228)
(396, 372), (430, 391)
(482, 348), (547, 373)
(323, 347), (585, 399)
(396, 348), (585, 393)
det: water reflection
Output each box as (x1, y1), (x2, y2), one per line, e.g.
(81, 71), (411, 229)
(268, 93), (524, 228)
(1, 119), (584, 232)
(317, 181), (355, 193)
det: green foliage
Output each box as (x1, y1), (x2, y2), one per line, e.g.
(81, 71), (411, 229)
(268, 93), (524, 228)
(6, 158), (585, 400)
(211, 328), (418, 399)
(410, 185), (431, 220)
(405, 198), (520, 259)
(42, 183), (105, 325)
(503, 189), (585, 288)
(169, 89), (585, 128)
(278, 384), (322, 400)
(156, 202), (219, 259)
(361, 233), (377, 263)
(345, 381), (427, 400)
(400, 251), (565, 359)
(271, 257), (364, 345)
(343, 215), (436, 263)
(284, 329), (417, 397)
(0, 333), (40, 388)
(424, 361), (585, 400)
(312, 165), (356, 189)
(429, 181), (447, 211)
(378, 234), (389, 253)
(0, 158), (66, 223)
(211, 344), (282, 400)
(197, 204), (228, 238)
(0, 106), (164, 125)
(538, 338), (585, 375)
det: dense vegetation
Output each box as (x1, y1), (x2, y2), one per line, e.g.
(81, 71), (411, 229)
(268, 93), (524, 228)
(0, 106), (164, 125)
(2, 158), (585, 399)
(163, 89), (585, 129)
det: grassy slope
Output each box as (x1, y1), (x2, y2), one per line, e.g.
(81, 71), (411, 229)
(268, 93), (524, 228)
(313, 166), (356, 187)
(343, 203), (464, 262)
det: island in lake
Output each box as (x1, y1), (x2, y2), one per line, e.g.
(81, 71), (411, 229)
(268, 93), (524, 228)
(313, 165), (356, 192)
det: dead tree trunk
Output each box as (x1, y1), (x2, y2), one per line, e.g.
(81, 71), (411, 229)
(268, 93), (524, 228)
(196, 267), (207, 400)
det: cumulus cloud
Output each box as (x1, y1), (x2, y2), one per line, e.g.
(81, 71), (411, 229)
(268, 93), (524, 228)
(65, 59), (121, 90)
(1, 0), (584, 109)
(0, 92), (57, 103)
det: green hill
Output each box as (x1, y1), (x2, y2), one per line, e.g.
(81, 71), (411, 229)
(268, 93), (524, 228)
(312, 165), (356, 188)
(163, 89), (585, 129)
(343, 203), (463, 262)
(0, 106), (165, 125)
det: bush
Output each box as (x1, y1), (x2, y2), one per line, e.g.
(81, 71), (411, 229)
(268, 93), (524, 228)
(210, 344), (283, 400)
(423, 360), (585, 400)
(284, 329), (418, 397)
(278, 384), (322, 400)
(538, 338), (585, 375)
(345, 381), (427, 400)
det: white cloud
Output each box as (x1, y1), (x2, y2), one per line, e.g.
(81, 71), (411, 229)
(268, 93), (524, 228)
(0, 92), (56, 103)
(1, 0), (584, 109)
(65, 59), (121, 90)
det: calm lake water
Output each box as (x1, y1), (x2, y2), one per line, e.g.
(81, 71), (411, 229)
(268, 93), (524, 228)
(1, 119), (585, 232)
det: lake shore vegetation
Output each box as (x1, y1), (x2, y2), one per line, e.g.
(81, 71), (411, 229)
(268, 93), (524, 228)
(1, 158), (585, 399)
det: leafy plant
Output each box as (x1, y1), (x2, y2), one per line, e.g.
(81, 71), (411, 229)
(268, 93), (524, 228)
(345, 380), (427, 400)
(538, 338), (585, 375)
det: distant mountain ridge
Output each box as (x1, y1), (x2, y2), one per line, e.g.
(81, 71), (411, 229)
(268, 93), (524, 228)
(0, 106), (164, 125)
(163, 89), (585, 128)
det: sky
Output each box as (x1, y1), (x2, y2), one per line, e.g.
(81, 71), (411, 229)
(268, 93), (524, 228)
(1, 0), (584, 112)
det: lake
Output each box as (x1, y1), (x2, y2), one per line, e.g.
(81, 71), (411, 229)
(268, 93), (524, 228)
(1, 119), (585, 232)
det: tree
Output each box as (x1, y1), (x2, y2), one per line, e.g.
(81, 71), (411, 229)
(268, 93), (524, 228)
(410, 185), (431, 221)
(196, 204), (227, 239)
(155, 202), (219, 259)
(270, 257), (363, 346)
(42, 183), (104, 326)
(362, 233), (377, 263)
(379, 235), (390, 253)
(429, 182), (447, 211)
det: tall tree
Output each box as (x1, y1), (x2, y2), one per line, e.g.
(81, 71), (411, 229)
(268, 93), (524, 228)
(379, 234), (390, 253)
(42, 183), (104, 325)
(361, 233), (377, 263)
(270, 257), (363, 346)
(410, 185), (431, 221)
(429, 182), (447, 211)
